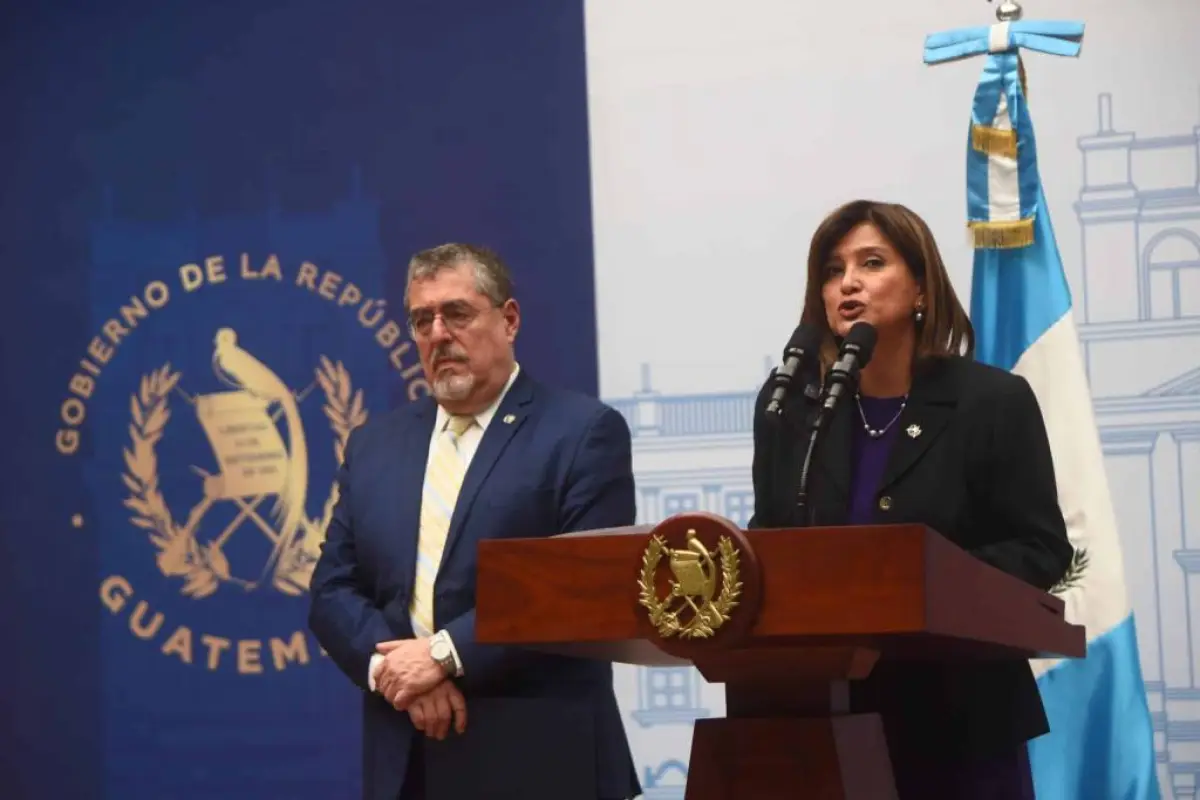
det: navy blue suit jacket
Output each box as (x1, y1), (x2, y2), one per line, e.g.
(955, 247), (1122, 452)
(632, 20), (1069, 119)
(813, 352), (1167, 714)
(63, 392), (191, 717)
(308, 369), (641, 800)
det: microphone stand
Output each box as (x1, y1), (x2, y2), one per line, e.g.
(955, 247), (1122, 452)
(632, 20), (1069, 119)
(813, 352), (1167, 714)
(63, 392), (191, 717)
(793, 324), (875, 525)
(794, 398), (828, 527)
(794, 363), (864, 525)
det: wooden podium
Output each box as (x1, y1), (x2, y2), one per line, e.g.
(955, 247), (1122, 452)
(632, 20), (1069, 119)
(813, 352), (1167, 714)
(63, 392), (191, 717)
(474, 512), (1085, 800)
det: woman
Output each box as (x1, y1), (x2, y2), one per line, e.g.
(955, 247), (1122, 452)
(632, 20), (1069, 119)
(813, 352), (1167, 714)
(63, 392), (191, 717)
(750, 199), (1074, 799)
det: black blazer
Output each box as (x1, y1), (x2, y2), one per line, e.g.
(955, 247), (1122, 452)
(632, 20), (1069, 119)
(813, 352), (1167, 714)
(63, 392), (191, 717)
(749, 354), (1074, 760)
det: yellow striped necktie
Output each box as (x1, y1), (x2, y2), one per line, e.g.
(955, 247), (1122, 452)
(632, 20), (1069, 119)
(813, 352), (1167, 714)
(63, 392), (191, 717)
(410, 414), (475, 637)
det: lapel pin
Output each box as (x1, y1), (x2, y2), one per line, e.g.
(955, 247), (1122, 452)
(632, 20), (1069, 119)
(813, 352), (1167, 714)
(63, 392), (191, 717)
(906, 424), (922, 439)
(502, 414), (516, 424)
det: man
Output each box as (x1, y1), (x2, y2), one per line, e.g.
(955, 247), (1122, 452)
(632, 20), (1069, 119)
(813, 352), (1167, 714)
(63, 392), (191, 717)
(308, 244), (641, 800)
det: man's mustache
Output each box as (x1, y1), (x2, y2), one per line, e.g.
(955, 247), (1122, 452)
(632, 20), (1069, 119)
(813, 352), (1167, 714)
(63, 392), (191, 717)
(432, 346), (468, 365)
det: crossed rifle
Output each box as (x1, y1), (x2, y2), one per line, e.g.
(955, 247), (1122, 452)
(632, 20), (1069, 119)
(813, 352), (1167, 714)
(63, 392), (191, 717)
(179, 380), (318, 589)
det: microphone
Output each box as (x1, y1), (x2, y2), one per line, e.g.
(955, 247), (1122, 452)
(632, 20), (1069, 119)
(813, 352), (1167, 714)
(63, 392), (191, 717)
(819, 322), (879, 416)
(764, 324), (821, 419)
(795, 322), (878, 525)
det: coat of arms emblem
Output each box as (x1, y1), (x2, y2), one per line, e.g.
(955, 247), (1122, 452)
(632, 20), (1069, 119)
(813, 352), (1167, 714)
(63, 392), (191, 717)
(637, 528), (742, 639)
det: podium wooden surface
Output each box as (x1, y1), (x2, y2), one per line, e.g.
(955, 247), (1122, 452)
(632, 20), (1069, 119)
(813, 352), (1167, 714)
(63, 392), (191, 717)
(475, 512), (1085, 800)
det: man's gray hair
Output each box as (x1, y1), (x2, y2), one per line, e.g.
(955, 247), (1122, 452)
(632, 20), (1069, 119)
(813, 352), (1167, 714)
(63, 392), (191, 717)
(403, 243), (514, 310)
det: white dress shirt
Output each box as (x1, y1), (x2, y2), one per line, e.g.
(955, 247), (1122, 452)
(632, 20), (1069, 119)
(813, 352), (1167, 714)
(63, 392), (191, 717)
(368, 362), (521, 693)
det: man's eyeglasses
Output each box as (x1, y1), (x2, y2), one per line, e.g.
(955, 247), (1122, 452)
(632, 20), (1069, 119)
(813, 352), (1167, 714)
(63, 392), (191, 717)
(407, 300), (488, 339)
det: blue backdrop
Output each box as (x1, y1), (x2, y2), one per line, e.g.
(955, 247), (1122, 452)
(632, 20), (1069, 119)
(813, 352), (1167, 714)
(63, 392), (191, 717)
(0, 2), (598, 797)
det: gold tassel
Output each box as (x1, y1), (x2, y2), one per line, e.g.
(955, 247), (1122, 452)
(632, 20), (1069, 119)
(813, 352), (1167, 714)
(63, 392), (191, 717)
(969, 218), (1034, 249)
(971, 124), (1017, 159)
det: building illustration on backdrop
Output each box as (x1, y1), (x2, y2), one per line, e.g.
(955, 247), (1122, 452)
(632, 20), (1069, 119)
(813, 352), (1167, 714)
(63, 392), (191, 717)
(603, 94), (1200, 799)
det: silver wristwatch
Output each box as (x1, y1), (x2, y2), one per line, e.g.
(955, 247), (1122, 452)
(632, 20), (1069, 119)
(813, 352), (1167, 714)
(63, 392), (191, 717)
(429, 631), (457, 676)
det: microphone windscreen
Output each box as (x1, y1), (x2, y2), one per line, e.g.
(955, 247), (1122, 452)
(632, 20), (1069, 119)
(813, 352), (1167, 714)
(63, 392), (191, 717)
(843, 321), (878, 366)
(785, 323), (822, 355)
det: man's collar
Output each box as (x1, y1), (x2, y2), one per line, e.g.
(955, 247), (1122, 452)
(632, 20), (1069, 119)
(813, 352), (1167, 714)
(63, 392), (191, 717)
(435, 362), (521, 433)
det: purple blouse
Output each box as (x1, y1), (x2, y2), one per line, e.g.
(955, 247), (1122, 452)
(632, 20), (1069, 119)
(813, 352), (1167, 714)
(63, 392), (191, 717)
(847, 395), (906, 525)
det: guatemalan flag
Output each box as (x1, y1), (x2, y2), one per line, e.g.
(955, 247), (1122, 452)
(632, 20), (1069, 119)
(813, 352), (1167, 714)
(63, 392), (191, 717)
(924, 19), (1160, 799)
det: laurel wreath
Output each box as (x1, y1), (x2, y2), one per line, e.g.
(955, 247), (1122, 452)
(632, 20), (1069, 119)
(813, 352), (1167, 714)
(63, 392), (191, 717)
(1050, 546), (1089, 596)
(637, 533), (742, 639)
(121, 364), (219, 597)
(271, 356), (367, 596)
(122, 356), (366, 599)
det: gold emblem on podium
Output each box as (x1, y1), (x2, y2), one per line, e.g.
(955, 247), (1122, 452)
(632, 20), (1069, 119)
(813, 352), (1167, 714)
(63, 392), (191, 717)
(637, 528), (742, 639)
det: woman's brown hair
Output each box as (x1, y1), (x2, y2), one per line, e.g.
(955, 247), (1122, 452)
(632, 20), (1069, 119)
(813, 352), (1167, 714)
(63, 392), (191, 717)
(800, 199), (974, 372)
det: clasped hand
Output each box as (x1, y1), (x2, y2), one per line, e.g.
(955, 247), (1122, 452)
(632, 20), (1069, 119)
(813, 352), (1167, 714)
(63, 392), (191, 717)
(374, 639), (467, 740)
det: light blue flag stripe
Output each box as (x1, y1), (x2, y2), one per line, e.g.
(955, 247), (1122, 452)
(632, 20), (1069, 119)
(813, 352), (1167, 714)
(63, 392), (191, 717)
(932, 16), (1162, 798)
(1030, 616), (1160, 799)
(969, 185), (1072, 370)
(972, 189), (1160, 800)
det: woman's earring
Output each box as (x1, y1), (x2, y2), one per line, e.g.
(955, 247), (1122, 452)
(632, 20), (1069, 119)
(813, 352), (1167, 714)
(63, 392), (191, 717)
(915, 308), (925, 323)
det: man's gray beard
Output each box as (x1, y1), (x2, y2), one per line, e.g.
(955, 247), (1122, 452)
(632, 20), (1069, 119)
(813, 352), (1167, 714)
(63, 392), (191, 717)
(433, 372), (476, 402)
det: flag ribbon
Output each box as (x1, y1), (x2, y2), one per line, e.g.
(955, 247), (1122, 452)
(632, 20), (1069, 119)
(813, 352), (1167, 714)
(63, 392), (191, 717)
(924, 21), (1085, 249)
